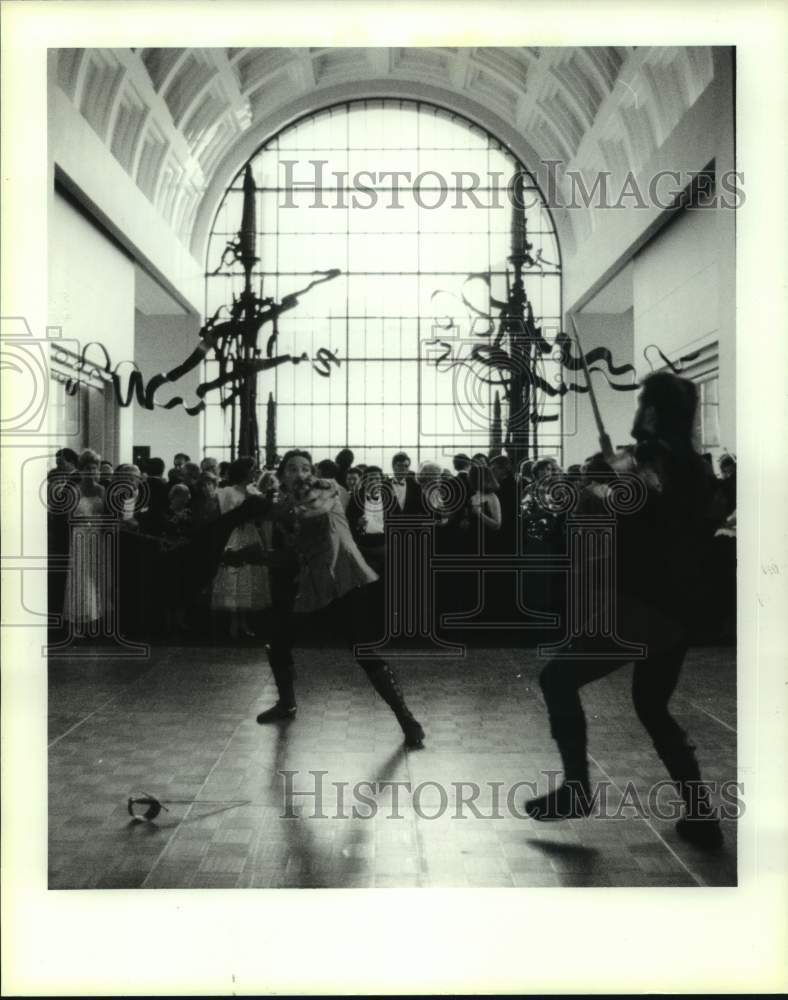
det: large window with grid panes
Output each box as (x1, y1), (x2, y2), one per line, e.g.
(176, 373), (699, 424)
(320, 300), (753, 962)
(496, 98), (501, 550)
(203, 100), (562, 469)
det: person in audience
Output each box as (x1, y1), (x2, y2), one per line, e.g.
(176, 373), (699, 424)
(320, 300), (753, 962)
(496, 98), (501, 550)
(345, 466), (363, 496)
(218, 461), (230, 487)
(518, 458), (535, 488)
(334, 448), (355, 488)
(467, 462), (502, 543)
(450, 453), (473, 528)
(524, 372), (726, 849)
(50, 447), (79, 478)
(191, 472), (221, 528)
(472, 452), (489, 467)
(159, 484), (193, 631)
(173, 452), (190, 469)
(141, 457), (170, 533)
(490, 454), (517, 551)
(181, 462), (202, 499)
(114, 463), (145, 526)
(200, 456), (219, 477)
(211, 456), (271, 640)
(98, 460), (114, 490)
(532, 457), (562, 484)
(388, 451), (423, 517)
(347, 465), (386, 573)
(416, 460), (444, 491)
(255, 449), (425, 749)
(164, 483), (193, 537)
(316, 459), (339, 479)
(47, 448), (81, 629)
(62, 449), (106, 638)
(523, 458), (565, 538)
(417, 461), (445, 513)
(718, 453), (737, 518)
(417, 462), (454, 549)
(257, 469), (279, 499)
(719, 453), (736, 479)
(110, 464), (161, 639)
(47, 448), (81, 512)
(316, 459), (349, 509)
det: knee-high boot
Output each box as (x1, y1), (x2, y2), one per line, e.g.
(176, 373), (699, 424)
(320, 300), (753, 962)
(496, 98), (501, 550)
(361, 662), (425, 748)
(525, 663), (593, 820)
(256, 645), (297, 724)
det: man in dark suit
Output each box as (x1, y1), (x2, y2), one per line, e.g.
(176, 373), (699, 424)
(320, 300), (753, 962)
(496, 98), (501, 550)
(490, 454), (518, 552)
(140, 457), (170, 535)
(387, 451), (424, 519)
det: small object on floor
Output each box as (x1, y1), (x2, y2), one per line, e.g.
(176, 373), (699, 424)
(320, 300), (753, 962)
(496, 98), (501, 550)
(524, 781), (593, 821)
(127, 793), (168, 822)
(256, 702), (297, 724)
(676, 816), (724, 849)
(127, 794), (252, 823)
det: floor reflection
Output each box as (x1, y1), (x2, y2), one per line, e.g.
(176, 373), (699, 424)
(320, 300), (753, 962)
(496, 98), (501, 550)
(48, 644), (737, 889)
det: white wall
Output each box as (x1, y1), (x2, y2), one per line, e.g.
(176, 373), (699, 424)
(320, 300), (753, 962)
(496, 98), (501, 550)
(133, 313), (202, 466)
(49, 83), (204, 317)
(562, 48), (735, 459)
(633, 199), (734, 459)
(48, 192), (135, 463)
(633, 207), (721, 369)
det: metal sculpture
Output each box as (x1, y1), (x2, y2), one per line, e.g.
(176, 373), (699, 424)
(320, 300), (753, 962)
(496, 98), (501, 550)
(426, 166), (638, 465)
(265, 391), (277, 469)
(209, 164), (340, 462)
(501, 169), (540, 466)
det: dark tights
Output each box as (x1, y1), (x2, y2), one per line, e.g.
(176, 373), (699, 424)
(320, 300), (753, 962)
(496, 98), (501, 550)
(268, 578), (386, 677)
(538, 602), (706, 809)
(266, 578), (418, 729)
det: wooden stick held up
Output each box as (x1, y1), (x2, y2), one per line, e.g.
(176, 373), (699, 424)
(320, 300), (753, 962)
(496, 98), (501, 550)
(569, 313), (614, 461)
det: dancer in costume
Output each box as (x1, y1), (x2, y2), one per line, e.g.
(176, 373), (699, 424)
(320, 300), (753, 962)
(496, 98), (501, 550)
(255, 449), (425, 749)
(525, 372), (726, 849)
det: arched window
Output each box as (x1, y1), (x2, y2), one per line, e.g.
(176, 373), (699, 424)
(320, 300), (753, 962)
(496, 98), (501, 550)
(204, 99), (562, 468)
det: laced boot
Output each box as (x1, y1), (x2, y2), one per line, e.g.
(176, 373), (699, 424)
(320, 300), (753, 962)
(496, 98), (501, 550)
(363, 662), (425, 748)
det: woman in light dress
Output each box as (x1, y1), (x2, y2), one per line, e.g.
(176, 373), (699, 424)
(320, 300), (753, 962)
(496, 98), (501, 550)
(62, 448), (106, 637)
(211, 456), (272, 639)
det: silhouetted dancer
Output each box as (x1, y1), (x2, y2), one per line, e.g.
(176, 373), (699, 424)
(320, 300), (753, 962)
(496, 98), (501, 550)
(525, 372), (727, 849)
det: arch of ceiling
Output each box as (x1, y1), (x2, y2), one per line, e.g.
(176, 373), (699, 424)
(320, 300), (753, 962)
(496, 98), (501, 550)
(53, 46), (718, 271)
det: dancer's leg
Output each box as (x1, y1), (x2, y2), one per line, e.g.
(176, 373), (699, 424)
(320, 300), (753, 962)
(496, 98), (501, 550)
(632, 646), (723, 847)
(338, 586), (425, 748)
(256, 570), (297, 723)
(526, 595), (690, 820)
(525, 655), (624, 819)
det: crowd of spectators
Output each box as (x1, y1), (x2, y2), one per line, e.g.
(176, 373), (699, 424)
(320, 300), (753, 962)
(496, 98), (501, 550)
(47, 442), (737, 645)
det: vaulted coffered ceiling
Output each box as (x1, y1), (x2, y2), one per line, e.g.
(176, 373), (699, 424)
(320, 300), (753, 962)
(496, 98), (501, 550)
(53, 46), (716, 261)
